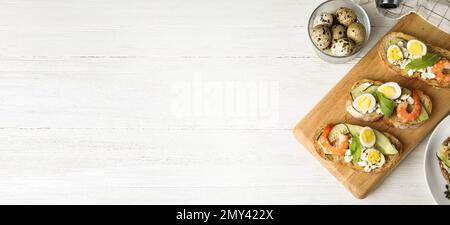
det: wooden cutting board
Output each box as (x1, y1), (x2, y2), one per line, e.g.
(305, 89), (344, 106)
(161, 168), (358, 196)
(293, 13), (450, 199)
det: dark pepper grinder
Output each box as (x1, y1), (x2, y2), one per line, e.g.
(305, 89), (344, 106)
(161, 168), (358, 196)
(377, 0), (401, 8)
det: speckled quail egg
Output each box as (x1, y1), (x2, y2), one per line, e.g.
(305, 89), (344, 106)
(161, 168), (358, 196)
(336, 7), (357, 26)
(331, 37), (355, 56)
(313, 12), (334, 27)
(311, 25), (331, 50)
(347, 22), (366, 45)
(331, 24), (347, 43)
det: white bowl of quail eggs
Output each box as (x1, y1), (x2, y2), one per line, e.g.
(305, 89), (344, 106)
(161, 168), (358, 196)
(308, 0), (371, 63)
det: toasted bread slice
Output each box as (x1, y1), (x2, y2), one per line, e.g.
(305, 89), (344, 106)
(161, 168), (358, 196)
(346, 79), (383, 122)
(379, 32), (450, 88)
(384, 89), (432, 129)
(346, 79), (432, 128)
(438, 137), (450, 183)
(313, 124), (402, 173)
(439, 160), (450, 183)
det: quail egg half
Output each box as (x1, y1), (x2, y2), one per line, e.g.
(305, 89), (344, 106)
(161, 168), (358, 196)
(377, 82), (402, 100)
(352, 93), (376, 113)
(406, 40), (427, 59)
(359, 127), (376, 148)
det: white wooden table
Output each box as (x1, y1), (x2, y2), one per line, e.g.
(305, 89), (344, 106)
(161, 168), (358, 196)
(0, 0), (434, 204)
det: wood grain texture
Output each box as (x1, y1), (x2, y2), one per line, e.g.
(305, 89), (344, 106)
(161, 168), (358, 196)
(0, 0), (438, 204)
(294, 13), (450, 199)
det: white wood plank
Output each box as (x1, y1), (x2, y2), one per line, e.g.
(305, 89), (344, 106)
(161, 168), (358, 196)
(0, 0), (433, 204)
(0, 129), (432, 204)
(0, 26), (392, 129)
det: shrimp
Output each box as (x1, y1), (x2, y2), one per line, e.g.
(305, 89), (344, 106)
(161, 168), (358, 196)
(319, 123), (349, 156)
(396, 89), (421, 123)
(432, 59), (450, 82)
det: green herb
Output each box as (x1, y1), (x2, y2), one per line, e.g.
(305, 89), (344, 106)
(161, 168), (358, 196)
(350, 134), (362, 163)
(405, 53), (440, 70)
(377, 92), (394, 117)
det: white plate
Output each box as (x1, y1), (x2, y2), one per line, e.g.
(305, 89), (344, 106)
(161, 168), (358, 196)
(424, 115), (450, 205)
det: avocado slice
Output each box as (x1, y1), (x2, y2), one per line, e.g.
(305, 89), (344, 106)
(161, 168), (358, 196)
(351, 82), (372, 100)
(328, 123), (349, 141)
(346, 124), (362, 137)
(437, 145), (450, 168)
(373, 130), (398, 155)
(401, 87), (430, 125)
(416, 93), (430, 122)
(405, 103), (429, 125)
(417, 103), (429, 121)
(401, 87), (412, 96)
(363, 85), (379, 96)
(317, 138), (331, 155)
(318, 123), (349, 155)
(345, 124), (398, 155)
(389, 38), (407, 46)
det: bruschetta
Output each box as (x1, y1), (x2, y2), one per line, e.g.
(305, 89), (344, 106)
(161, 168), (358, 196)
(379, 32), (450, 88)
(437, 137), (450, 183)
(313, 123), (402, 173)
(346, 79), (432, 129)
